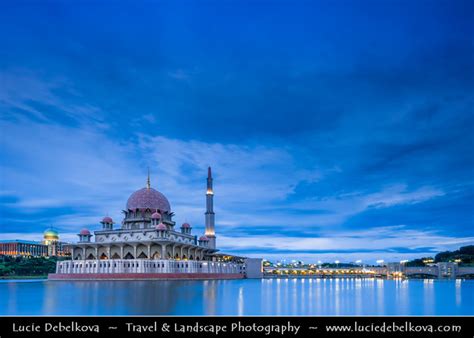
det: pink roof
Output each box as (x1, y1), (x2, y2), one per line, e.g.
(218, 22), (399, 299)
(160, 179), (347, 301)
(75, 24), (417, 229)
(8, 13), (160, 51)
(102, 216), (113, 223)
(151, 212), (161, 219)
(79, 229), (91, 235)
(199, 235), (209, 241)
(126, 187), (171, 212)
(181, 222), (191, 228)
(156, 223), (167, 230)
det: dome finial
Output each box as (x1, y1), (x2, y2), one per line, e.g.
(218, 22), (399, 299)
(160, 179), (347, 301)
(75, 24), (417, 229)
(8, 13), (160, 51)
(147, 166), (151, 189)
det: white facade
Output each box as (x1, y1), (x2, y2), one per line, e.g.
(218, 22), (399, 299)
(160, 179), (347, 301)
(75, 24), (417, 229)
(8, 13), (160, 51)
(57, 259), (243, 275)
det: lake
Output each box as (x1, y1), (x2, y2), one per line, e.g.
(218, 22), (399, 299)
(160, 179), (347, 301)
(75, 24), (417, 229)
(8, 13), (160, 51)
(1, 278), (473, 315)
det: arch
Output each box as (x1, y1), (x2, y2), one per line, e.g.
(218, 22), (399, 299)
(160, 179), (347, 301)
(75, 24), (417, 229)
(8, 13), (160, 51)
(76, 253), (82, 260)
(136, 244), (148, 259)
(182, 254), (187, 260)
(110, 245), (121, 259)
(124, 252), (134, 259)
(167, 251), (172, 259)
(175, 253), (179, 259)
(152, 251), (161, 259)
(189, 255), (194, 260)
(85, 247), (96, 259)
(123, 245), (134, 259)
(150, 245), (160, 258)
(405, 273), (436, 278)
(98, 246), (109, 259)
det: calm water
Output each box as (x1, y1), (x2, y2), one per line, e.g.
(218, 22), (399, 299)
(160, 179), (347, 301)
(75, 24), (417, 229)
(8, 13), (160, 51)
(1, 278), (473, 315)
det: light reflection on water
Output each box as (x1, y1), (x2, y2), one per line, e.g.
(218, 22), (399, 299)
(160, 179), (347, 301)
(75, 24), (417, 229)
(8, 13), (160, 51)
(0, 278), (472, 315)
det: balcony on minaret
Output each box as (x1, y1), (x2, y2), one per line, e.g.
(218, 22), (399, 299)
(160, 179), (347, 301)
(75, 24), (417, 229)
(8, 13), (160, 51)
(199, 235), (209, 247)
(181, 222), (192, 235)
(78, 229), (92, 243)
(100, 216), (114, 230)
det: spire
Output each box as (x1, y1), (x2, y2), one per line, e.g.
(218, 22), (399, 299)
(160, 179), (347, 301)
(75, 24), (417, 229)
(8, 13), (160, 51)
(206, 166), (213, 195)
(147, 167), (151, 189)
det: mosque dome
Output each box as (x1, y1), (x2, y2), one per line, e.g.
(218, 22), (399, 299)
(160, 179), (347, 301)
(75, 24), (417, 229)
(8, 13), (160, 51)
(126, 187), (171, 212)
(151, 212), (161, 219)
(44, 228), (59, 240)
(181, 222), (191, 228)
(199, 236), (209, 241)
(79, 229), (91, 235)
(155, 223), (167, 230)
(101, 216), (113, 224)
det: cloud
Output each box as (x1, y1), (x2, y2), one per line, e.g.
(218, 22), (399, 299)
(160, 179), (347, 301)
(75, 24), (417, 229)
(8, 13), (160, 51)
(0, 115), (320, 236)
(0, 98), (467, 262)
(217, 225), (474, 263)
(0, 1), (472, 263)
(0, 69), (105, 127)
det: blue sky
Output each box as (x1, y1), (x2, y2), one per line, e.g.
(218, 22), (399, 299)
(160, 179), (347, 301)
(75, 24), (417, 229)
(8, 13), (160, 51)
(0, 0), (473, 263)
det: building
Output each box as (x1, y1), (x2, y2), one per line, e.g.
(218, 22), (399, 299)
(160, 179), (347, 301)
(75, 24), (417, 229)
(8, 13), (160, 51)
(0, 229), (70, 257)
(50, 167), (262, 280)
(0, 240), (48, 257)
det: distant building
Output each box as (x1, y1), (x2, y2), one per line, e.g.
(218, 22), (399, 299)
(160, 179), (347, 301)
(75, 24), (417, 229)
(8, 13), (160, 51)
(0, 229), (70, 257)
(42, 228), (70, 256)
(0, 240), (48, 256)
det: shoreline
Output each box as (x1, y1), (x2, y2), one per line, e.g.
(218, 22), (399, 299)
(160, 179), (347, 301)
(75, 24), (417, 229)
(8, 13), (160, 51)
(0, 276), (48, 280)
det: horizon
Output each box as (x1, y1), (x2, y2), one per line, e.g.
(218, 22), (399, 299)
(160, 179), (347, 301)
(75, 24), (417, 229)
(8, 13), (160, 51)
(1, 1), (473, 264)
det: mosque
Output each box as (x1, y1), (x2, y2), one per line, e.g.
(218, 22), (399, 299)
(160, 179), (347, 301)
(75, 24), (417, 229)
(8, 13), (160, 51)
(49, 167), (262, 280)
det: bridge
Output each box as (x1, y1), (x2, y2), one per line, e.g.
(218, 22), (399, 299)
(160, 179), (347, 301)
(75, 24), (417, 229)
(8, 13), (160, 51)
(264, 262), (474, 279)
(394, 263), (474, 279)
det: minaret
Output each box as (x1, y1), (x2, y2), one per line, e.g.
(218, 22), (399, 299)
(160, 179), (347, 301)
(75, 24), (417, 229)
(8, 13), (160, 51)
(147, 166), (151, 189)
(205, 166), (216, 249)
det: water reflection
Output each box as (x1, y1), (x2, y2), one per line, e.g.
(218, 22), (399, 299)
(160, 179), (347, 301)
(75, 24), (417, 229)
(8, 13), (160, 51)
(0, 278), (472, 315)
(423, 279), (435, 315)
(455, 279), (462, 307)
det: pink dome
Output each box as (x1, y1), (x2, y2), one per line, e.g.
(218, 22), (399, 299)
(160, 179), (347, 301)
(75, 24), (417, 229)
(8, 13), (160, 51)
(151, 212), (161, 219)
(199, 235), (209, 241)
(181, 222), (191, 228)
(101, 216), (113, 223)
(126, 187), (171, 212)
(80, 229), (91, 235)
(155, 223), (167, 230)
